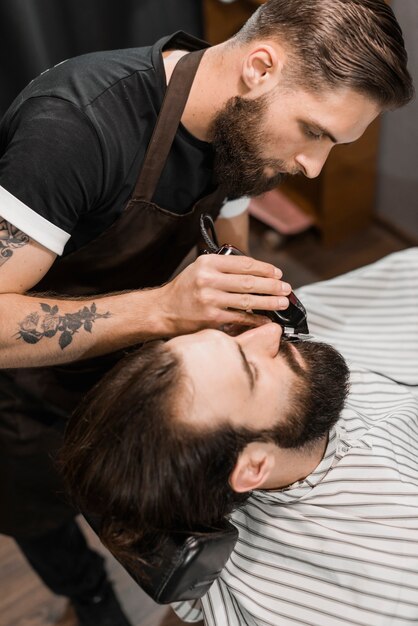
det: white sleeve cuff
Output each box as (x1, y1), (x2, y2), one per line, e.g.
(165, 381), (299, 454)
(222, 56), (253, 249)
(219, 196), (250, 219)
(0, 186), (70, 255)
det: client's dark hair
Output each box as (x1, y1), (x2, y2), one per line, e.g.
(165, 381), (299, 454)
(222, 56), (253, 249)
(60, 338), (349, 566)
(234, 0), (414, 109)
(60, 341), (249, 565)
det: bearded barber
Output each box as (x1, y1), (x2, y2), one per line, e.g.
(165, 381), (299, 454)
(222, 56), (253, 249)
(0, 28), (292, 626)
(0, 0), (413, 623)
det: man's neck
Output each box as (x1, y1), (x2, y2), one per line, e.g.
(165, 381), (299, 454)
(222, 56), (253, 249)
(162, 44), (240, 142)
(262, 435), (329, 491)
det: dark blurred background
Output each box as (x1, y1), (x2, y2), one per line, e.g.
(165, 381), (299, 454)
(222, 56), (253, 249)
(0, 0), (203, 116)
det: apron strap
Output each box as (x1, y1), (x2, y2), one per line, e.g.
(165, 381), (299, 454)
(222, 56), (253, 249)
(133, 48), (207, 201)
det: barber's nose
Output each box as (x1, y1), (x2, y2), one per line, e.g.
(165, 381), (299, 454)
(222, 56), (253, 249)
(296, 146), (332, 179)
(236, 323), (282, 357)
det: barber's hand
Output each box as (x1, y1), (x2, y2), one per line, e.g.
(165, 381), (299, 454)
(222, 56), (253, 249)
(159, 253), (291, 335)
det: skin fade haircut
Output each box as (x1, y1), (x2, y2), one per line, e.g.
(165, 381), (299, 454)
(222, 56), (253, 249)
(60, 339), (349, 567)
(233, 0), (414, 109)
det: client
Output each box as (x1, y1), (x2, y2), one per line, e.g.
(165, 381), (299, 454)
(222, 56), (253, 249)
(61, 248), (418, 625)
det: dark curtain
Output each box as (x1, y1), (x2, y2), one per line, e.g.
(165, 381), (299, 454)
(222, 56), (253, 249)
(0, 0), (204, 116)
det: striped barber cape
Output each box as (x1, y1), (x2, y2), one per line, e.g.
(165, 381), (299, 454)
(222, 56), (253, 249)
(173, 247), (418, 626)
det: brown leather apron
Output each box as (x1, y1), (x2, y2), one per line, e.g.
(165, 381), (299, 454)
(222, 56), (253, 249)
(0, 49), (225, 537)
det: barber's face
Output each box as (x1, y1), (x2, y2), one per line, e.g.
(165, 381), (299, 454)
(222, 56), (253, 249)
(210, 86), (380, 199)
(168, 323), (302, 431)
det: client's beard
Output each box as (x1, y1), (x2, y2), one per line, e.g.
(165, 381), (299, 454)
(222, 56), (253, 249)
(209, 95), (287, 199)
(266, 339), (350, 449)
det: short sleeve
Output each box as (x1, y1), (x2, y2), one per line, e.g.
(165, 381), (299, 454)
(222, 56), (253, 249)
(220, 196), (250, 219)
(0, 97), (103, 254)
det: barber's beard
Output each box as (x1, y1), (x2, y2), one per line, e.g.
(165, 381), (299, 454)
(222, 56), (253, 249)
(209, 95), (287, 199)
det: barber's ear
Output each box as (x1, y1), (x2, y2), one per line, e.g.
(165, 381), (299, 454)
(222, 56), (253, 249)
(241, 44), (284, 94)
(229, 443), (274, 493)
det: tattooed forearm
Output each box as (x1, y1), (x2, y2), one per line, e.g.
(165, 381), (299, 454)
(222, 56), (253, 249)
(0, 220), (29, 266)
(16, 303), (111, 349)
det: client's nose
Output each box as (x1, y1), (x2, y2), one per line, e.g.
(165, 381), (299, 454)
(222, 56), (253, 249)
(236, 322), (282, 357)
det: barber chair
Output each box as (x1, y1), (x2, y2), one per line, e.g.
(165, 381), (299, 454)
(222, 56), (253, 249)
(85, 515), (238, 604)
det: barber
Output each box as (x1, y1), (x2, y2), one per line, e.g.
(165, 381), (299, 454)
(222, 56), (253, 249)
(0, 28), (289, 626)
(0, 0), (412, 623)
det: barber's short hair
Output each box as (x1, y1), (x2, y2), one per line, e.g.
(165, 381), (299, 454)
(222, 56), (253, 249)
(234, 0), (414, 109)
(60, 338), (349, 566)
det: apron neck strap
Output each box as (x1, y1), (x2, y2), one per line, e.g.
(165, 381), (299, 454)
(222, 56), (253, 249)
(133, 48), (207, 201)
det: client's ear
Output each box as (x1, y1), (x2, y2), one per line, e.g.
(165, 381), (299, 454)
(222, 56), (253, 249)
(229, 442), (274, 493)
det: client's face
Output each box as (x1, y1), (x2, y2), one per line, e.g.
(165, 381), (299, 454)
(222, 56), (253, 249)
(167, 323), (344, 435)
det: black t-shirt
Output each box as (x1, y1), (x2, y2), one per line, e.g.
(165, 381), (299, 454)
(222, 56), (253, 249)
(0, 32), (215, 255)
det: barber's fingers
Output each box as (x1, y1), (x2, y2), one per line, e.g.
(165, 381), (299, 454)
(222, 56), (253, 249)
(209, 273), (291, 296)
(217, 309), (271, 328)
(215, 291), (289, 313)
(196, 252), (283, 279)
(159, 254), (289, 335)
(193, 254), (291, 296)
